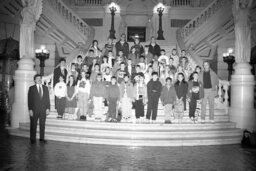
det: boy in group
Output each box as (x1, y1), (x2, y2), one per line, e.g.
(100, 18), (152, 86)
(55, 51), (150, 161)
(138, 56), (147, 73)
(106, 76), (120, 122)
(75, 55), (83, 75)
(133, 73), (147, 123)
(158, 49), (169, 65)
(143, 45), (153, 65)
(126, 58), (135, 77)
(54, 75), (67, 119)
(90, 73), (107, 121)
(115, 62), (129, 84)
(160, 77), (177, 124)
(119, 74), (133, 122)
(170, 48), (179, 67)
(146, 72), (162, 123)
(84, 49), (95, 67)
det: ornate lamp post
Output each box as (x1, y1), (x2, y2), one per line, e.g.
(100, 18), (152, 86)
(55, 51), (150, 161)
(157, 6), (165, 40)
(109, 3), (117, 39)
(35, 45), (50, 76)
(223, 48), (235, 81)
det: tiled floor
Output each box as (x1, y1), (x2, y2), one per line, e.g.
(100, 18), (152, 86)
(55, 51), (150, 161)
(1, 126), (256, 171)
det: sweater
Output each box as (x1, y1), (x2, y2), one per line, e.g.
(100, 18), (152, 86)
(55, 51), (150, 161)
(107, 84), (120, 100)
(160, 86), (177, 105)
(119, 81), (134, 99)
(199, 70), (219, 91)
(147, 79), (162, 99)
(90, 81), (106, 98)
(187, 80), (204, 99)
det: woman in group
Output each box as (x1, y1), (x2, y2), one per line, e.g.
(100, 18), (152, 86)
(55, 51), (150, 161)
(66, 75), (78, 119)
(187, 72), (204, 123)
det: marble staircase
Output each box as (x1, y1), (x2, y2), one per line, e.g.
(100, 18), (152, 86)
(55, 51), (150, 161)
(9, 119), (242, 146)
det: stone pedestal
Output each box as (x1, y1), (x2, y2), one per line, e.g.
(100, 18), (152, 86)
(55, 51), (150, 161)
(11, 58), (36, 128)
(229, 63), (256, 130)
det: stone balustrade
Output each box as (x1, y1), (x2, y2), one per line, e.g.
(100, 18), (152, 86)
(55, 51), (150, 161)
(47, 0), (93, 38)
(74, 0), (103, 6)
(180, 0), (230, 40)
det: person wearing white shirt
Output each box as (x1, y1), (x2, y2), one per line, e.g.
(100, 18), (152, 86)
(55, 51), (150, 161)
(158, 49), (169, 65)
(74, 71), (91, 118)
(170, 49), (180, 67)
(54, 75), (67, 119)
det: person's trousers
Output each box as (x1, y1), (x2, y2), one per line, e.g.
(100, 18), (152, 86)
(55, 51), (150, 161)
(93, 97), (104, 119)
(164, 104), (173, 121)
(108, 97), (118, 119)
(78, 92), (88, 116)
(121, 97), (132, 118)
(55, 97), (66, 116)
(146, 96), (159, 120)
(201, 89), (215, 120)
(134, 99), (144, 119)
(189, 93), (199, 118)
(30, 112), (46, 141)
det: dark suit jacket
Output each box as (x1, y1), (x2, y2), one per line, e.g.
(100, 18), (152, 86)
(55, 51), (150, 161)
(28, 85), (50, 114)
(53, 67), (68, 86)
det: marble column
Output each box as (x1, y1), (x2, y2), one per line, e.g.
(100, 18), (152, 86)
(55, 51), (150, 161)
(11, 0), (42, 128)
(229, 0), (255, 130)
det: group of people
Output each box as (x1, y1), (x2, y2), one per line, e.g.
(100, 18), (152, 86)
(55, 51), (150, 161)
(51, 35), (219, 124)
(27, 35), (219, 144)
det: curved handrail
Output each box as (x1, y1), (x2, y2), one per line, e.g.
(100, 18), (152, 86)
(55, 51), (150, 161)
(181, 0), (231, 40)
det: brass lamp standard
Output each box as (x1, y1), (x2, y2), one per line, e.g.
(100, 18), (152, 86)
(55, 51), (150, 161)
(35, 45), (50, 76)
(157, 6), (165, 40)
(109, 5), (117, 39)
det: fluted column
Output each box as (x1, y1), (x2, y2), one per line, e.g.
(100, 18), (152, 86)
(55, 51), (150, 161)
(11, 0), (43, 128)
(229, 0), (255, 130)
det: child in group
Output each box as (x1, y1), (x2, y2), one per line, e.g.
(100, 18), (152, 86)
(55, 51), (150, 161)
(75, 55), (83, 75)
(174, 73), (188, 123)
(144, 65), (153, 84)
(90, 73), (107, 121)
(90, 63), (101, 83)
(112, 55), (123, 75)
(101, 56), (111, 74)
(54, 75), (67, 119)
(115, 62), (129, 84)
(187, 72), (204, 123)
(131, 38), (144, 60)
(151, 54), (159, 73)
(81, 64), (90, 80)
(119, 74), (133, 122)
(146, 72), (162, 123)
(138, 56), (147, 73)
(74, 71), (91, 119)
(133, 73), (147, 123)
(158, 49), (169, 65)
(106, 76), (120, 122)
(131, 65), (141, 85)
(102, 66), (112, 83)
(143, 45), (153, 65)
(126, 58), (135, 77)
(128, 47), (137, 65)
(175, 65), (188, 81)
(168, 57), (177, 74)
(170, 48), (179, 67)
(160, 77), (177, 124)
(84, 49), (95, 67)
(66, 75), (78, 119)
(68, 63), (78, 83)
(107, 50), (115, 67)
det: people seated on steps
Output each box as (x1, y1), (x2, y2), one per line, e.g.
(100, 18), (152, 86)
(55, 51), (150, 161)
(50, 36), (219, 124)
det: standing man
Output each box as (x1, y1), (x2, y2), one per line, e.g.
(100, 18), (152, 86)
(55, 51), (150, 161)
(199, 61), (219, 123)
(148, 36), (161, 57)
(28, 74), (50, 144)
(53, 58), (68, 87)
(115, 34), (129, 59)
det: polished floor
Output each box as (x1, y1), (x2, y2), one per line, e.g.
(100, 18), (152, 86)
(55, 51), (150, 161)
(1, 114), (256, 171)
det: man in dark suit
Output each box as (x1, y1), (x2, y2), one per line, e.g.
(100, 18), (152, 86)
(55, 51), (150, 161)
(28, 74), (50, 144)
(53, 58), (68, 87)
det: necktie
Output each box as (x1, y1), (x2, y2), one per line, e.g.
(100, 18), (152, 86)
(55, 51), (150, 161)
(39, 86), (43, 98)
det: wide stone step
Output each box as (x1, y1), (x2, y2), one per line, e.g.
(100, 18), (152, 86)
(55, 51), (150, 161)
(8, 125), (242, 146)
(18, 122), (241, 140)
